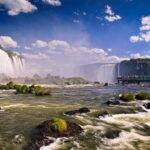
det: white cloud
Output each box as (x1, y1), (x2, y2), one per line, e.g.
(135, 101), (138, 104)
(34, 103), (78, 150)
(141, 31), (150, 42)
(32, 40), (70, 50)
(105, 5), (121, 22)
(24, 46), (31, 50)
(31, 39), (128, 64)
(0, 0), (37, 16)
(73, 19), (80, 23)
(130, 53), (150, 59)
(23, 52), (49, 60)
(107, 48), (112, 52)
(130, 35), (142, 43)
(0, 36), (18, 48)
(42, 0), (61, 6)
(83, 12), (86, 16)
(32, 40), (48, 48)
(130, 15), (150, 43)
(48, 40), (70, 50)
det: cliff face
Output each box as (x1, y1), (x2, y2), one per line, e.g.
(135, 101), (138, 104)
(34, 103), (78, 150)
(119, 59), (150, 77)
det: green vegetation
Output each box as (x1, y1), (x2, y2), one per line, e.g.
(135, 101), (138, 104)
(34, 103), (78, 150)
(119, 92), (150, 101)
(119, 93), (135, 102)
(50, 118), (68, 133)
(135, 92), (150, 100)
(0, 82), (51, 96)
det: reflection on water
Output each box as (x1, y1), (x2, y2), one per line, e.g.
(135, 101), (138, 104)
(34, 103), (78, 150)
(0, 85), (150, 150)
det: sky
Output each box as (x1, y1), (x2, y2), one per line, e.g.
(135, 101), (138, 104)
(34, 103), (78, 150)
(0, 0), (150, 76)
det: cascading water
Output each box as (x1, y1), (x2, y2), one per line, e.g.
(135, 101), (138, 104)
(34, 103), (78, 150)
(79, 63), (118, 83)
(0, 48), (24, 76)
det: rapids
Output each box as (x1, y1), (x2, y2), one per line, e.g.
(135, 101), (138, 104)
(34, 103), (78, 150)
(0, 85), (150, 150)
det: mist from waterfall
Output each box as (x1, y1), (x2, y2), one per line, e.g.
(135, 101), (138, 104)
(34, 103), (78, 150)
(0, 48), (24, 77)
(79, 63), (118, 83)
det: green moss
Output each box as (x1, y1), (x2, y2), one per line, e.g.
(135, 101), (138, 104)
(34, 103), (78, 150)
(50, 118), (68, 133)
(120, 93), (135, 102)
(135, 92), (150, 100)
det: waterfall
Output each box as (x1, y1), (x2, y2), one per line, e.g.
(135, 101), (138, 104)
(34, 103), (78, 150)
(0, 48), (24, 77)
(96, 63), (117, 83)
(79, 63), (118, 83)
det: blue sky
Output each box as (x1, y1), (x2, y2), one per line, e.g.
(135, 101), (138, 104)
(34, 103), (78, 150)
(0, 0), (150, 75)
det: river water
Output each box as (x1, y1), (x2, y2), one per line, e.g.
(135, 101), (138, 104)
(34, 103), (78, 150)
(0, 85), (150, 150)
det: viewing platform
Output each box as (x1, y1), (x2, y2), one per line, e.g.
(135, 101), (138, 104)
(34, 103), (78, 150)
(117, 76), (150, 84)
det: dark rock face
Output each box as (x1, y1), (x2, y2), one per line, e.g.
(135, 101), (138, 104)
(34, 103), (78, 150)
(143, 102), (150, 109)
(104, 129), (121, 139)
(105, 100), (120, 105)
(29, 120), (83, 149)
(97, 111), (111, 118)
(64, 107), (90, 115)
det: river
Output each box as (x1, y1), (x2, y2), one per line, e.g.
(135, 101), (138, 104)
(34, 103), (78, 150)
(0, 85), (150, 150)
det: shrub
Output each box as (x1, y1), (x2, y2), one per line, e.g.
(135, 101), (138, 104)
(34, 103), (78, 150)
(33, 86), (51, 96)
(50, 118), (67, 133)
(14, 84), (23, 93)
(0, 82), (52, 96)
(0, 84), (9, 90)
(6, 81), (14, 89)
(119, 93), (135, 102)
(33, 86), (44, 96)
(20, 85), (30, 94)
(29, 84), (35, 94)
(135, 92), (150, 100)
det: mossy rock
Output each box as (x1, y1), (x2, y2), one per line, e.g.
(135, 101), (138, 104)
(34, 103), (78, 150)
(135, 92), (150, 100)
(29, 118), (83, 149)
(50, 118), (67, 133)
(119, 93), (135, 102)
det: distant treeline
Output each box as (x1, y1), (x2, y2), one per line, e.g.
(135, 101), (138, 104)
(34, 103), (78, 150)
(0, 74), (90, 85)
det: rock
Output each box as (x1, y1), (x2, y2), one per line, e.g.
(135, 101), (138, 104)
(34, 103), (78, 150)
(104, 83), (108, 86)
(97, 110), (111, 118)
(64, 107), (90, 115)
(105, 100), (120, 105)
(29, 118), (83, 149)
(143, 102), (150, 109)
(104, 129), (121, 139)
(12, 134), (25, 144)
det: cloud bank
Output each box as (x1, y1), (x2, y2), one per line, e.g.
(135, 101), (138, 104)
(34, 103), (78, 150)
(0, 0), (37, 16)
(130, 15), (150, 43)
(0, 36), (18, 48)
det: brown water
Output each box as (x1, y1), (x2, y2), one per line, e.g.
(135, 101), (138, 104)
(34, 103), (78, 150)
(0, 85), (150, 150)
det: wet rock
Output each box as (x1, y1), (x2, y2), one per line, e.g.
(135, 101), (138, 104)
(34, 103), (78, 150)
(104, 129), (121, 139)
(97, 110), (111, 118)
(12, 134), (25, 144)
(29, 118), (83, 149)
(105, 100), (120, 105)
(143, 102), (150, 109)
(64, 107), (90, 115)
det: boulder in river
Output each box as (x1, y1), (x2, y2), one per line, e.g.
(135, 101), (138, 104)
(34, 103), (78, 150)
(97, 110), (111, 118)
(105, 100), (120, 105)
(29, 118), (83, 149)
(143, 102), (150, 109)
(64, 107), (90, 115)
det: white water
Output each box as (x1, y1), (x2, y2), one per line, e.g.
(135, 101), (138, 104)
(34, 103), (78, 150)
(0, 49), (24, 76)
(80, 63), (117, 83)
(96, 63), (117, 83)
